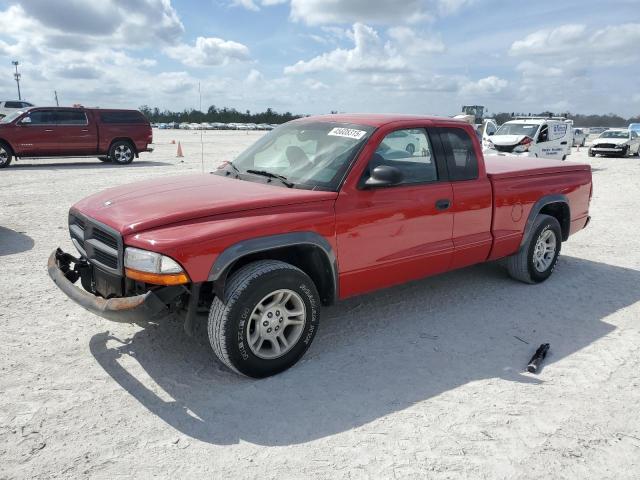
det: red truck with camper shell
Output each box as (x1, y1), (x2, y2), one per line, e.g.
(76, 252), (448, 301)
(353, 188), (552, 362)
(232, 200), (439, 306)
(0, 106), (153, 168)
(48, 114), (592, 377)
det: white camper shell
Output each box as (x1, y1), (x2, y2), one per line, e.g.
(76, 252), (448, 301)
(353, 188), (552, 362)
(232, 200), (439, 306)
(484, 117), (573, 160)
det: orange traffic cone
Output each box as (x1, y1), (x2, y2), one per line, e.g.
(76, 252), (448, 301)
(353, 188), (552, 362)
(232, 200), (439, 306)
(176, 142), (184, 157)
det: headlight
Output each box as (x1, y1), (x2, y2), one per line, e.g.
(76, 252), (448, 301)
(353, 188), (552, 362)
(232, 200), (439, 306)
(124, 247), (189, 285)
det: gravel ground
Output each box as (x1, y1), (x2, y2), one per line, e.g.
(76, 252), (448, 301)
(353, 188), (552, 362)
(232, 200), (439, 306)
(1, 130), (639, 479)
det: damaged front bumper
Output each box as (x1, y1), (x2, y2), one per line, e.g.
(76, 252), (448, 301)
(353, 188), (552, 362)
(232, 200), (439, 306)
(47, 248), (183, 323)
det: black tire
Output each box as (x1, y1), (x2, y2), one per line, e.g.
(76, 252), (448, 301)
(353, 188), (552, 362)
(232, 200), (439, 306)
(97, 156), (111, 163)
(0, 142), (13, 168)
(506, 214), (562, 284)
(621, 146), (629, 158)
(405, 143), (416, 155)
(208, 260), (321, 378)
(109, 140), (135, 165)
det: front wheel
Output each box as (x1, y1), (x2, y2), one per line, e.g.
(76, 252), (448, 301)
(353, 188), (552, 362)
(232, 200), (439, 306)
(0, 142), (13, 168)
(506, 214), (562, 284)
(109, 141), (135, 164)
(208, 260), (320, 378)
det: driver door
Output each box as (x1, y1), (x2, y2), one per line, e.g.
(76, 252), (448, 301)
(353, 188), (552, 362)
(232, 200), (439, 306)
(335, 127), (454, 298)
(12, 110), (59, 156)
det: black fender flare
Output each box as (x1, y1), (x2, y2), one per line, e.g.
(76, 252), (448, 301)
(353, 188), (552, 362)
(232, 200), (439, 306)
(208, 231), (339, 304)
(520, 194), (570, 247)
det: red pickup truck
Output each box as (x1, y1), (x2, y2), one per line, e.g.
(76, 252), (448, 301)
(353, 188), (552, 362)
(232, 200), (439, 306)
(0, 107), (153, 168)
(48, 114), (592, 377)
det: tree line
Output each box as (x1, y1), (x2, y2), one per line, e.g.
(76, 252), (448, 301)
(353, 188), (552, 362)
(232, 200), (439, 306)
(492, 111), (640, 127)
(138, 105), (640, 128)
(138, 105), (301, 124)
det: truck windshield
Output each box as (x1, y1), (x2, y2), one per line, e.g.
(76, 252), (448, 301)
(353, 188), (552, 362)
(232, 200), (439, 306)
(600, 130), (629, 139)
(0, 110), (25, 124)
(496, 123), (540, 136)
(218, 121), (375, 191)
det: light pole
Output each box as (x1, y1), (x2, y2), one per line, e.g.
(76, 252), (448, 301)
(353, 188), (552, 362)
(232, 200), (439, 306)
(12, 61), (21, 100)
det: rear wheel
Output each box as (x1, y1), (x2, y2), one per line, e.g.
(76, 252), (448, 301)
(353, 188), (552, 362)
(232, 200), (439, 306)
(0, 142), (13, 168)
(109, 140), (135, 165)
(208, 260), (320, 378)
(506, 214), (562, 284)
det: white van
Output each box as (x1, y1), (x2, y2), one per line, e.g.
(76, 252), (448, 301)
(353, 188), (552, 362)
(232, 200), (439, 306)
(484, 117), (573, 160)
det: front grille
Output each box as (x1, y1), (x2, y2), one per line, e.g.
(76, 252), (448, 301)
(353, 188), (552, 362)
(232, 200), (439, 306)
(494, 144), (516, 153)
(68, 212), (123, 275)
(93, 227), (118, 250)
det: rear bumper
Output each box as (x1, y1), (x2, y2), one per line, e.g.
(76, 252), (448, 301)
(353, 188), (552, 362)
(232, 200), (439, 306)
(48, 248), (173, 323)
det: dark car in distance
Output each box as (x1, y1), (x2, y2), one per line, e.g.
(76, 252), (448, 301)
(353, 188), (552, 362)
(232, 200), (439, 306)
(0, 107), (153, 168)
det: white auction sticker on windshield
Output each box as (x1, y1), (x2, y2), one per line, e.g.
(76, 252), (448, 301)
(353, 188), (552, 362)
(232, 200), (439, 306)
(328, 127), (367, 140)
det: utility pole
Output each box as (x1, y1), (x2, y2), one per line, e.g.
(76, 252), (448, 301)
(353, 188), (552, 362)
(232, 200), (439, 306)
(12, 61), (21, 100)
(54, 90), (59, 106)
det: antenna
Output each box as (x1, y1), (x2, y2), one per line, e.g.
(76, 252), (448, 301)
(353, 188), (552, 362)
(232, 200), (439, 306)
(12, 61), (21, 100)
(199, 81), (204, 173)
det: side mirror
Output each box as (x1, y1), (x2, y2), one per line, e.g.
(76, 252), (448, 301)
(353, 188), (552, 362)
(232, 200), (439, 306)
(365, 165), (403, 188)
(20, 116), (31, 125)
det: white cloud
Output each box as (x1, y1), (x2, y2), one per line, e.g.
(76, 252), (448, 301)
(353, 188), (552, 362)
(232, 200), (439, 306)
(245, 69), (264, 84)
(510, 23), (640, 66)
(509, 24), (588, 56)
(387, 27), (445, 55)
(15, 0), (184, 47)
(289, 0), (430, 25)
(230, 0), (260, 11)
(459, 76), (508, 96)
(285, 23), (407, 74)
(165, 36), (251, 67)
(304, 79), (329, 90)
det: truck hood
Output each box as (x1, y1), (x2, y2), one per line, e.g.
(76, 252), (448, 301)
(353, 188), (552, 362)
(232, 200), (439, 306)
(591, 137), (628, 146)
(72, 174), (338, 234)
(489, 134), (528, 146)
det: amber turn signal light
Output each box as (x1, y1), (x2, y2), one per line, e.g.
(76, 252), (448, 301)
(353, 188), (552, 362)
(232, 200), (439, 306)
(125, 268), (190, 286)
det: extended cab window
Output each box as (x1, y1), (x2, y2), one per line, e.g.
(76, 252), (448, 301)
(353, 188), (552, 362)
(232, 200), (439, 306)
(366, 128), (437, 185)
(100, 111), (146, 124)
(440, 128), (479, 181)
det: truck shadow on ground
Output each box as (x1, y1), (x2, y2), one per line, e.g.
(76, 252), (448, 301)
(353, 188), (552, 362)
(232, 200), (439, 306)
(0, 226), (34, 256)
(8, 160), (172, 170)
(90, 256), (638, 446)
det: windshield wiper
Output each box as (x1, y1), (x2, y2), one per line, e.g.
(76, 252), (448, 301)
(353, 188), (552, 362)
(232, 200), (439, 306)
(245, 169), (294, 188)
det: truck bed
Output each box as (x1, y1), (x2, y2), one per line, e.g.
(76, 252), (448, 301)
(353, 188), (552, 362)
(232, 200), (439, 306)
(484, 155), (591, 180)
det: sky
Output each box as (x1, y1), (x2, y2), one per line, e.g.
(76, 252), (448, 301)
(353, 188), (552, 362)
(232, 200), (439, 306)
(0, 0), (639, 117)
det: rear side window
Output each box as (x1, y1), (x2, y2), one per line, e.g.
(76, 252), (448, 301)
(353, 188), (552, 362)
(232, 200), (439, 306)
(54, 111), (87, 125)
(440, 128), (479, 181)
(100, 111), (146, 124)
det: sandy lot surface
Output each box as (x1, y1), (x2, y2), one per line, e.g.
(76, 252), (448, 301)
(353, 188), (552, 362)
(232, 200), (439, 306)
(1, 130), (639, 479)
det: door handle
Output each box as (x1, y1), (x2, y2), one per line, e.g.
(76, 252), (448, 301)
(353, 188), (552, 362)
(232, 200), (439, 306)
(435, 199), (451, 210)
